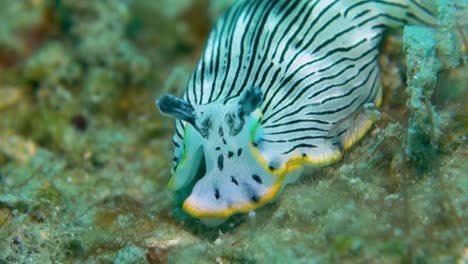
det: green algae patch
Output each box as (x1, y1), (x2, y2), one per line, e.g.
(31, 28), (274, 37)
(115, 243), (147, 264)
(403, 26), (441, 175)
(0, 0), (47, 61)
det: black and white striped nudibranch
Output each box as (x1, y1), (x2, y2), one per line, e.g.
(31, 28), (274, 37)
(156, 0), (435, 225)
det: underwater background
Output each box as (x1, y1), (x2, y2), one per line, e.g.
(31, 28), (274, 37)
(0, 0), (466, 263)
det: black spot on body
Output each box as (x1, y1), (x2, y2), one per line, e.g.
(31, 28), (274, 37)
(242, 183), (260, 204)
(237, 148), (243, 156)
(268, 158), (281, 171)
(222, 138), (227, 145)
(200, 118), (212, 138)
(231, 176), (239, 186)
(252, 174), (263, 184)
(225, 111), (245, 136)
(214, 188), (220, 200)
(215, 147), (221, 151)
(218, 126), (224, 137)
(217, 154), (224, 171)
(302, 153), (307, 158)
(251, 195), (259, 203)
(227, 151), (234, 158)
(225, 113), (235, 130)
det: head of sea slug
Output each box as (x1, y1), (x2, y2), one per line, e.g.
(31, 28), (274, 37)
(156, 87), (297, 226)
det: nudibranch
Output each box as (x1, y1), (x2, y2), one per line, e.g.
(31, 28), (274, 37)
(156, 0), (434, 225)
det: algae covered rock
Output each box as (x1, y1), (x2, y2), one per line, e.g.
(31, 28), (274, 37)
(0, 0), (46, 57)
(114, 243), (147, 264)
(24, 41), (82, 86)
(64, 0), (150, 85)
(0, 0), (466, 263)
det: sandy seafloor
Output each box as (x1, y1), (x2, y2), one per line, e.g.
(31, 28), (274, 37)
(0, 0), (466, 263)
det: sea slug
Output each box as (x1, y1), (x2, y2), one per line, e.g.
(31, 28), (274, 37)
(156, 0), (434, 226)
